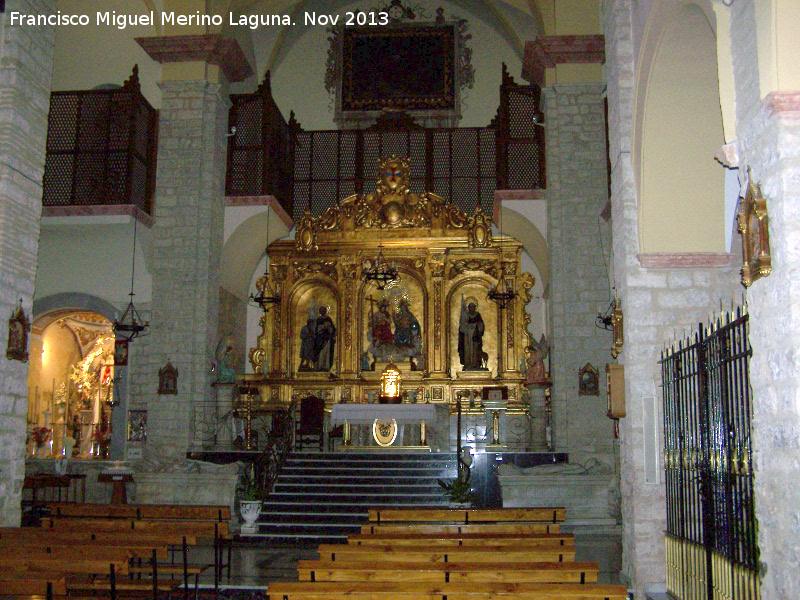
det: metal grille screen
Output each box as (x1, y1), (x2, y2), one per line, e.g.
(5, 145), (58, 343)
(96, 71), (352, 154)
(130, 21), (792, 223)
(42, 74), (157, 214)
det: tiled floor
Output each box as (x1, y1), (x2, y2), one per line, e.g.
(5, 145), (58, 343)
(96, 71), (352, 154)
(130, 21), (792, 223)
(193, 524), (624, 591)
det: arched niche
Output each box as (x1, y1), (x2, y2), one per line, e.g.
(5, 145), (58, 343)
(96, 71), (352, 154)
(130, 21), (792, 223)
(357, 268), (428, 373)
(635, 2), (725, 253)
(446, 277), (498, 376)
(287, 279), (340, 376)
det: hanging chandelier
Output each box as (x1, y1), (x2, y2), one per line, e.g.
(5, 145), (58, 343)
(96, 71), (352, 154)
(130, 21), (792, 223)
(487, 202), (517, 309)
(488, 263), (517, 309)
(363, 244), (399, 290)
(113, 219), (150, 341)
(248, 208), (281, 312)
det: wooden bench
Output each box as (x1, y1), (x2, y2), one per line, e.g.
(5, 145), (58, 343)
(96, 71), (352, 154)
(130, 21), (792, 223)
(368, 508), (567, 524)
(2, 557), (130, 577)
(347, 532), (575, 547)
(297, 560), (600, 584)
(0, 572), (68, 596)
(316, 544), (577, 563)
(38, 517), (230, 582)
(360, 522), (562, 535)
(44, 502), (231, 522)
(0, 528), (190, 598)
(266, 581), (630, 600)
(40, 516), (229, 538)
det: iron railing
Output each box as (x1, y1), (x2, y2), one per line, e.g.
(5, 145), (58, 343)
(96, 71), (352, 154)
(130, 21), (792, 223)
(189, 396), (296, 497)
(661, 308), (760, 600)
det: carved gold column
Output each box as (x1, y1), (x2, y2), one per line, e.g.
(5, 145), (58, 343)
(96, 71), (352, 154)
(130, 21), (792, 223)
(429, 251), (447, 377)
(340, 260), (359, 376)
(270, 264), (287, 377)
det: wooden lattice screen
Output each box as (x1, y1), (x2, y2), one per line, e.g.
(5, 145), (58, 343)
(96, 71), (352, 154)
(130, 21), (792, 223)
(226, 66), (544, 222)
(497, 64), (545, 191)
(42, 66), (158, 214)
(291, 124), (497, 219)
(226, 73), (294, 215)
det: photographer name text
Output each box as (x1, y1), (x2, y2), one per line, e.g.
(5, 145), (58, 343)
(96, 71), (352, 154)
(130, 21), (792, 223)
(9, 10), (390, 30)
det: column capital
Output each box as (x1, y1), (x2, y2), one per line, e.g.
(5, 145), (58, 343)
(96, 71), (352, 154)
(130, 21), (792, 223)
(136, 34), (252, 82)
(522, 35), (605, 86)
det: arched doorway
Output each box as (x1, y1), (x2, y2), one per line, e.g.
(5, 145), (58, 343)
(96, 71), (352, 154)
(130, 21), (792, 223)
(27, 310), (116, 459)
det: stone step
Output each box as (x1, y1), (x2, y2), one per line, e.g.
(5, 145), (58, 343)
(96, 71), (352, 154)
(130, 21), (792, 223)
(249, 452), (454, 543)
(272, 483), (447, 495)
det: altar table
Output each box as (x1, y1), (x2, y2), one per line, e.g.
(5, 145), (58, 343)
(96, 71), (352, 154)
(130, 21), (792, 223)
(330, 403), (449, 449)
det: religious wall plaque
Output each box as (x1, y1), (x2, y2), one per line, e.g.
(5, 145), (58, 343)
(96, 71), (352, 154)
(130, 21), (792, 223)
(737, 170), (772, 287)
(6, 299), (30, 362)
(579, 363), (599, 396)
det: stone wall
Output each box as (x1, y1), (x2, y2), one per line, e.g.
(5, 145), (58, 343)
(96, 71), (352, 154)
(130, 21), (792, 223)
(729, 2), (800, 598)
(544, 83), (617, 471)
(144, 81), (229, 463)
(604, 2), (742, 597)
(0, 0), (56, 526)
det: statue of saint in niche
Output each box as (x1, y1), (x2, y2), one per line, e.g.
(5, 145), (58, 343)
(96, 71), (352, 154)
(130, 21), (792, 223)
(458, 297), (487, 371)
(299, 300), (337, 373)
(366, 295), (422, 369)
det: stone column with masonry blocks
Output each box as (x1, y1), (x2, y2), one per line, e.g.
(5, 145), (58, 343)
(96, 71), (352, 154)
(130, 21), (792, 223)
(0, 0), (56, 526)
(145, 80), (229, 462)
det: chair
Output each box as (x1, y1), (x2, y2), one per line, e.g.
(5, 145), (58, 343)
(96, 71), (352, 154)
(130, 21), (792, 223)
(295, 396), (325, 451)
(328, 424), (344, 452)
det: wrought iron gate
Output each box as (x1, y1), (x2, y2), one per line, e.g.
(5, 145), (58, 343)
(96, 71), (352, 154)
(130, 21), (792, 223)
(660, 308), (760, 600)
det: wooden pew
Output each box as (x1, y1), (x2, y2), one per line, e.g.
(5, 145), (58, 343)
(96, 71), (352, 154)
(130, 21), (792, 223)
(368, 508), (567, 524)
(38, 517), (229, 584)
(2, 556), (130, 577)
(0, 529), (183, 597)
(0, 572), (68, 596)
(361, 522), (562, 535)
(347, 532), (575, 547)
(0, 527), (181, 559)
(266, 581), (630, 600)
(45, 501), (231, 522)
(316, 544), (577, 564)
(297, 560), (600, 584)
(40, 516), (229, 538)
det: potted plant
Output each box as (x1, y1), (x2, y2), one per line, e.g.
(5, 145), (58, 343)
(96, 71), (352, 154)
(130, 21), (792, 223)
(237, 464), (265, 533)
(438, 446), (475, 507)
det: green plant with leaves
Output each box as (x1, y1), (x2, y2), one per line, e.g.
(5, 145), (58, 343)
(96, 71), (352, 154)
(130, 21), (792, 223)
(438, 399), (475, 505)
(438, 462), (475, 504)
(238, 463), (266, 501)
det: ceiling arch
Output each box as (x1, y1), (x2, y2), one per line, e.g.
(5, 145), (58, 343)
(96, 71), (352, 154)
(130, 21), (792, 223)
(634, 1), (725, 253)
(221, 209), (291, 300)
(501, 206), (549, 292)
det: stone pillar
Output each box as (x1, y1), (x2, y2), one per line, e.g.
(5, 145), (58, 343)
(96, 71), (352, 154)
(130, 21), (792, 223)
(544, 83), (614, 466)
(528, 385), (548, 450)
(728, 4), (800, 598)
(604, 2), (742, 597)
(145, 80), (229, 462)
(0, 0), (56, 526)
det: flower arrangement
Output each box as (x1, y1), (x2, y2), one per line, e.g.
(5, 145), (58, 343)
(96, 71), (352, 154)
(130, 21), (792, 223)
(91, 428), (111, 444)
(31, 426), (51, 447)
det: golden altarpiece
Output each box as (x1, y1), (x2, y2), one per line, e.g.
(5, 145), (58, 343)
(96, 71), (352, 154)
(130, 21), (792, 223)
(244, 157), (535, 444)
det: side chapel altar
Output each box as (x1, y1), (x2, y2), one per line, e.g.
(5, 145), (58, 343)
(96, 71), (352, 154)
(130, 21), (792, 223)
(244, 156), (538, 450)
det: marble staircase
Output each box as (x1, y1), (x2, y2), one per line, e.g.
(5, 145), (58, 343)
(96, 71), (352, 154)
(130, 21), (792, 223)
(249, 451), (458, 543)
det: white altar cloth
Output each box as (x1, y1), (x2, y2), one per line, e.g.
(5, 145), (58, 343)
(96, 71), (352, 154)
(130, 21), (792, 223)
(331, 403), (449, 449)
(331, 403), (446, 425)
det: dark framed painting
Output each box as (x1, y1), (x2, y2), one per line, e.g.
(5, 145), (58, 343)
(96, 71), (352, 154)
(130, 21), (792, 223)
(341, 25), (456, 111)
